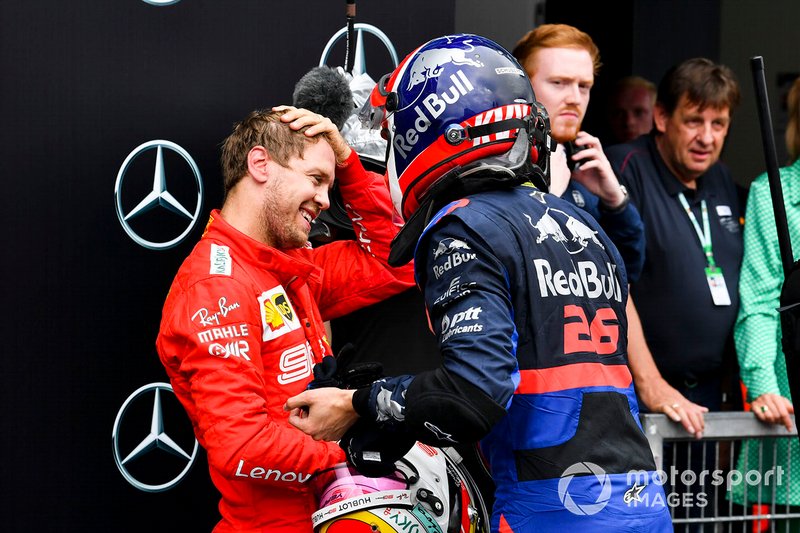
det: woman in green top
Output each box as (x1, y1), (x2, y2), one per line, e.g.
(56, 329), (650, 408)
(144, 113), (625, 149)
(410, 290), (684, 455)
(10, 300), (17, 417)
(731, 75), (800, 527)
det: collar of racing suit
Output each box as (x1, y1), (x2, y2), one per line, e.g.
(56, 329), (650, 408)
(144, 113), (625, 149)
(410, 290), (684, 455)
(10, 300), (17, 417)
(204, 209), (322, 287)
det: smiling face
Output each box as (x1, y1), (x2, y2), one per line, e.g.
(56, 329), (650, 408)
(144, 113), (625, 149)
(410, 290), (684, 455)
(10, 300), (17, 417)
(259, 138), (335, 249)
(523, 47), (594, 143)
(654, 94), (731, 186)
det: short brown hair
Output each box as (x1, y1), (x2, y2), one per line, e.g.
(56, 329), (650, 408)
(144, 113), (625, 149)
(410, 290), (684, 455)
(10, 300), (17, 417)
(512, 24), (601, 76)
(657, 58), (741, 116)
(220, 109), (315, 197)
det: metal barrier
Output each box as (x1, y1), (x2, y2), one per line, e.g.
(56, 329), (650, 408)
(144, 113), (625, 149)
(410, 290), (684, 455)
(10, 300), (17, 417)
(640, 412), (799, 532)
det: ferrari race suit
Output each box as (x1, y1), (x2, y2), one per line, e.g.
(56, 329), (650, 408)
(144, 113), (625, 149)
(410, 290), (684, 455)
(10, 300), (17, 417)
(353, 182), (672, 532)
(157, 151), (413, 533)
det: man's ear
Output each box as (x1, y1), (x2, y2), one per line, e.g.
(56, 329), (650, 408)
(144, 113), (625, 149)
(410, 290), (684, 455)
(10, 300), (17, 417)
(653, 103), (669, 134)
(247, 146), (271, 184)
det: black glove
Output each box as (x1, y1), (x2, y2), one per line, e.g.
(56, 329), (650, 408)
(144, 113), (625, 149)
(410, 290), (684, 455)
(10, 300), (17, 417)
(307, 355), (341, 389)
(308, 343), (404, 477)
(307, 343), (384, 390)
(339, 362), (384, 389)
(340, 419), (416, 478)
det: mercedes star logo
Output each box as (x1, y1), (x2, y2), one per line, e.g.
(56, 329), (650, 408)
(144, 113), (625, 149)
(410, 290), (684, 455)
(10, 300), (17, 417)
(114, 139), (204, 250)
(112, 382), (199, 493)
(319, 22), (399, 76)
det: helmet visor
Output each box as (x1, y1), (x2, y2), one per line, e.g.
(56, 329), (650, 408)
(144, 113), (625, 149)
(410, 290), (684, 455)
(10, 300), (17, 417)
(357, 72), (394, 132)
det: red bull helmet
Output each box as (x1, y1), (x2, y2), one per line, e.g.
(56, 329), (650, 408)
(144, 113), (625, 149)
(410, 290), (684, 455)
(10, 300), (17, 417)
(360, 33), (553, 219)
(310, 443), (488, 533)
(359, 34), (554, 265)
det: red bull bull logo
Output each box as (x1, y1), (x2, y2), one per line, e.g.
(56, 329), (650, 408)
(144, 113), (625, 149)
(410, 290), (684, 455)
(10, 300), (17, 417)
(405, 38), (484, 91)
(525, 208), (605, 253)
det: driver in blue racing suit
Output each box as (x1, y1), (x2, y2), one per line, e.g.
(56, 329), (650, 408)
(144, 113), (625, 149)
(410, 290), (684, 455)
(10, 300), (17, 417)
(285, 34), (672, 532)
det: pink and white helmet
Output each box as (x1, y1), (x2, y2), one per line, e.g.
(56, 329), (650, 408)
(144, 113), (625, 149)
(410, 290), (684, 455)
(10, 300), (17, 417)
(310, 442), (488, 533)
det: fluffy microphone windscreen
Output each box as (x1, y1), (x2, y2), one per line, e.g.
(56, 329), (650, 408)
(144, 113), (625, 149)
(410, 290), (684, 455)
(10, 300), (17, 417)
(292, 66), (354, 130)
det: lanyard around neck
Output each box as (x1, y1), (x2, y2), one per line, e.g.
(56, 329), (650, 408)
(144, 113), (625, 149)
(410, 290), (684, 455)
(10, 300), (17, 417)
(677, 193), (715, 268)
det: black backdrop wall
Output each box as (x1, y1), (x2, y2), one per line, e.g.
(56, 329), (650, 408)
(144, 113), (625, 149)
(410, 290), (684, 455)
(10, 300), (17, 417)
(1, 1), (454, 530)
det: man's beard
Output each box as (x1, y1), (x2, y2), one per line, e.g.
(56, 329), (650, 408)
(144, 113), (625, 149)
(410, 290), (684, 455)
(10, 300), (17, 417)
(258, 181), (308, 250)
(551, 120), (580, 144)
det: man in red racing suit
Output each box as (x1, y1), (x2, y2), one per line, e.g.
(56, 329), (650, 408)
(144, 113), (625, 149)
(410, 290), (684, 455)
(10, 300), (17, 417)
(156, 106), (413, 532)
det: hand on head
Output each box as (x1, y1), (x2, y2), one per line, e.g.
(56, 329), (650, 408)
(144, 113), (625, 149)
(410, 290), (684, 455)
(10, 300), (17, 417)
(273, 105), (353, 164)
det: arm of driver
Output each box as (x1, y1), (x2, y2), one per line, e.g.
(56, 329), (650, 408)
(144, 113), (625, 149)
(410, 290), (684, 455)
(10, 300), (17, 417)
(285, 388), (359, 442)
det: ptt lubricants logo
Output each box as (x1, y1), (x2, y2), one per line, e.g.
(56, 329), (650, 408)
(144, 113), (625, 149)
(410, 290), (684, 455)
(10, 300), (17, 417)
(258, 286), (301, 340)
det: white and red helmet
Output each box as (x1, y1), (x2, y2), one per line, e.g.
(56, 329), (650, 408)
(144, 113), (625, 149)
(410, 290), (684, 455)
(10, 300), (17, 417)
(310, 442), (488, 533)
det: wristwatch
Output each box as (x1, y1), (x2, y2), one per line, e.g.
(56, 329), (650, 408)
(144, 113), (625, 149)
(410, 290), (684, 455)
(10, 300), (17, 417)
(600, 185), (629, 214)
